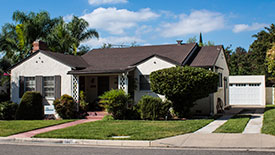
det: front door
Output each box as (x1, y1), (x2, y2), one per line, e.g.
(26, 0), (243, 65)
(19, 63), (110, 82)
(98, 76), (110, 96)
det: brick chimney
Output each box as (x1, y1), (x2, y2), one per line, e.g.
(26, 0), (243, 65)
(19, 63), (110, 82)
(32, 40), (48, 53)
(176, 40), (183, 45)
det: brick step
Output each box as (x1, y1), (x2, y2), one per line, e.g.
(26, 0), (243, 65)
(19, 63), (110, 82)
(87, 111), (108, 116)
(86, 116), (105, 120)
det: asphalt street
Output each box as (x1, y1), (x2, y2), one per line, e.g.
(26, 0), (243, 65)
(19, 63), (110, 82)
(1, 143), (275, 155)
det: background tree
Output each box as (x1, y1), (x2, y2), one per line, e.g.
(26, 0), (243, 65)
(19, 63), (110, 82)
(249, 24), (275, 76)
(0, 11), (99, 63)
(266, 43), (275, 83)
(150, 66), (219, 117)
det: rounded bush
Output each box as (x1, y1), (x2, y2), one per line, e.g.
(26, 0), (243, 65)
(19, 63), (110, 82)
(53, 94), (78, 119)
(150, 66), (219, 117)
(15, 91), (43, 120)
(137, 95), (171, 120)
(99, 89), (131, 120)
(0, 101), (18, 120)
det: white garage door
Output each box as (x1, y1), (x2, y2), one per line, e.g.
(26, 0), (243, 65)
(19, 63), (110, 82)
(229, 83), (261, 105)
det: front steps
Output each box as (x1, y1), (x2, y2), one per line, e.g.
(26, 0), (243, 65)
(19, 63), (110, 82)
(86, 111), (108, 120)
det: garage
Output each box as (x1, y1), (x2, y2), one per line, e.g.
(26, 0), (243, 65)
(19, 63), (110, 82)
(229, 76), (265, 106)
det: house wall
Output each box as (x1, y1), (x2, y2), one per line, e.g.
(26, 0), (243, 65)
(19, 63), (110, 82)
(191, 49), (230, 115)
(134, 56), (176, 102)
(266, 87), (274, 105)
(11, 52), (72, 105)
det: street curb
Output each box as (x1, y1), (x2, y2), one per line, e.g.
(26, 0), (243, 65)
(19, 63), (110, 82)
(0, 137), (152, 147)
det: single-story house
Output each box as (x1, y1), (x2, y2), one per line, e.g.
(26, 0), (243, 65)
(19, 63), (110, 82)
(10, 40), (229, 115)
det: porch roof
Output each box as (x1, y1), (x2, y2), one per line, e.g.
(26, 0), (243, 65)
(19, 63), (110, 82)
(68, 66), (136, 75)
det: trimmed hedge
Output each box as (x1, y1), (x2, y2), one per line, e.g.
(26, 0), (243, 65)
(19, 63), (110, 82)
(15, 91), (44, 120)
(137, 95), (171, 120)
(150, 66), (219, 117)
(53, 94), (78, 119)
(0, 101), (18, 120)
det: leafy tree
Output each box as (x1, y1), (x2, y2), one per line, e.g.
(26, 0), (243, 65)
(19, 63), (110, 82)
(228, 47), (253, 75)
(0, 11), (99, 63)
(266, 43), (275, 82)
(249, 24), (275, 76)
(187, 36), (197, 43)
(150, 66), (219, 117)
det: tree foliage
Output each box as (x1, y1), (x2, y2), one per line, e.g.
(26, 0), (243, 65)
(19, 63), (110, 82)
(150, 66), (219, 117)
(266, 43), (275, 81)
(0, 11), (98, 63)
(249, 24), (275, 76)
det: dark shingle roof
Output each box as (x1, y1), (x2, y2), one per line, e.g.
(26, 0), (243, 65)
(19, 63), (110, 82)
(40, 50), (88, 69)
(74, 43), (196, 74)
(9, 50), (88, 70)
(190, 45), (223, 67)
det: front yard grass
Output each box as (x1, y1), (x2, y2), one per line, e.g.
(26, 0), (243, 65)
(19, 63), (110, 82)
(213, 115), (250, 133)
(35, 119), (213, 140)
(0, 120), (73, 137)
(262, 105), (275, 135)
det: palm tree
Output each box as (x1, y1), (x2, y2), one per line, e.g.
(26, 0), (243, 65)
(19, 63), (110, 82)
(67, 16), (99, 55)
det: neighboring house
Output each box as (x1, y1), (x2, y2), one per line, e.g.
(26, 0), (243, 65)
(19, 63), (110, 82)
(10, 40), (229, 115)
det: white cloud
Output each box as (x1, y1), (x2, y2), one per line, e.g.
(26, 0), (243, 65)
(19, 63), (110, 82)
(233, 23), (267, 33)
(88, 0), (128, 5)
(83, 36), (144, 47)
(63, 14), (74, 22)
(81, 7), (159, 35)
(160, 10), (225, 37)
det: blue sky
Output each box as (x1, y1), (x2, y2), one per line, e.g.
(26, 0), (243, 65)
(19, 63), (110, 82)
(0, 0), (274, 50)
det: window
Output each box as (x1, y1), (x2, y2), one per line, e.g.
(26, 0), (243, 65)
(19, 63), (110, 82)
(43, 77), (55, 98)
(25, 77), (35, 91)
(139, 75), (150, 91)
(218, 73), (223, 87)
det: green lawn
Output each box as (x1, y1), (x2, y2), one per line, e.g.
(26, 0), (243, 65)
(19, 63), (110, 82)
(262, 105), (275, 135)
(213, 115), (251, 133)
(0, 120), (73, 137)
(35, 119), (213, 140)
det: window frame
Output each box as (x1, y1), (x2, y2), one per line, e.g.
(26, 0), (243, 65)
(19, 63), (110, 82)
(139, 75), (151, 91)
(218, 73), (223, 88)
(24, 77), (36, 92)
(43, 76), (55, 99)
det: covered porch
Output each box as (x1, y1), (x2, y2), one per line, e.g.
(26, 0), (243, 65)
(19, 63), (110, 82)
(70, 71), (135, 105)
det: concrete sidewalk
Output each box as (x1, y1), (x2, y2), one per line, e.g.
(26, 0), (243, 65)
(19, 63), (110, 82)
(151, 133), (275, 148)
(243, 108), (264, 134)
(195, 108), (242, 133)
(7, 119), (99, 138)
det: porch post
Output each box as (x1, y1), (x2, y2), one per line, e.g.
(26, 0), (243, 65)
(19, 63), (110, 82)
(118, 73), (128, 94)
(72, 75), (79, 102)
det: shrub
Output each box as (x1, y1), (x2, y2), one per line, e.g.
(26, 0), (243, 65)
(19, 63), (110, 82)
(102, 115), (114, 121)
(150, 66), (219, 117)
(0, 91), (10, 103)
(99, 89), (131, 120)
(137, 95), (171, 120)
(53, 94), (78, 119)
(0, 101), (18, 120)
(15, 91), (44, 120)
(79, 91), (89, 111)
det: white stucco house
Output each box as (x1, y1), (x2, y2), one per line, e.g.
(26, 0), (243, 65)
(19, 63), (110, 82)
(10, 40), (229, 115)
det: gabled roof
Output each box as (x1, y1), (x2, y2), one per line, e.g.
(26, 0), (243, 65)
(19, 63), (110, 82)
(9, 50), (88, 70)
(71, 43), (196, 74)
(10, 43), (226, 74)
(190, 45), (223, 67)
